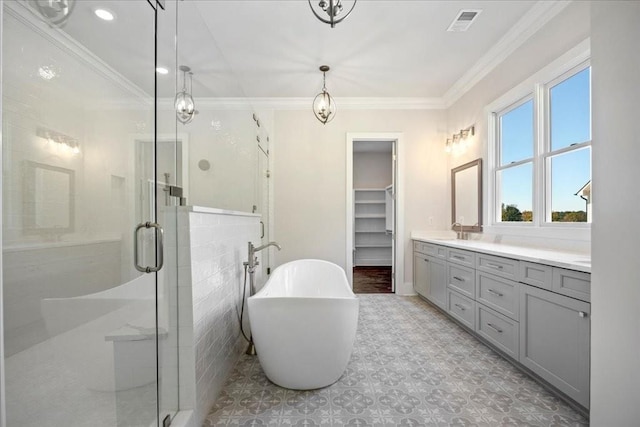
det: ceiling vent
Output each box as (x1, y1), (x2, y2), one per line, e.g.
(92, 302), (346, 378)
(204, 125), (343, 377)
(447, 9), (482, 32)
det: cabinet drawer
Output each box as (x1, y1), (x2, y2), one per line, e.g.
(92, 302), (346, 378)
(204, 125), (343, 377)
(476, 304), (519, 360)
(477, 272), (519, 320)
(447, 248), (475, 267)
(477, 253), (518, 280)
(447, 290), (475, 330)
(519, 261), (553, 290)
(413, 241), (446, 258)
(447, 263), (475, 298)
(553, 268), (590, 302)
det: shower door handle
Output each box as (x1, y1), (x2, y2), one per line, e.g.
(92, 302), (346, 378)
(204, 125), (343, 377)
(134, 222), (164, 273)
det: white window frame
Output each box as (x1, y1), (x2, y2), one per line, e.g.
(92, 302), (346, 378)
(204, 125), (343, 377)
(485, 40), (591, 240)
(541, 64), (592, 226)
(493, 95), (536, 225)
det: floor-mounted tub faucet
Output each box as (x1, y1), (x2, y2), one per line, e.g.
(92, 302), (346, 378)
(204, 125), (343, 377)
(243, 241), (281, 355)
(246, 241), (282, 275)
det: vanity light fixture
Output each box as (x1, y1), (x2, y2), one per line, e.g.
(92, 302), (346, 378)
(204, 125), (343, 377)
(37, 127), (80, 154)
(312, 65), (336, 125)
(175, 65), (196, 125)
(308, 0), (357, 28)
(445, 138), (453, 153)
(445, 125), (475, 153)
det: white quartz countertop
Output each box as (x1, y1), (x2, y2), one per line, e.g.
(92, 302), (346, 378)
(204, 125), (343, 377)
(411, 232), (590, 273)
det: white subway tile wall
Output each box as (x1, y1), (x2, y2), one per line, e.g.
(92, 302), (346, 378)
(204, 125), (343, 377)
(177, 209), (261, 427)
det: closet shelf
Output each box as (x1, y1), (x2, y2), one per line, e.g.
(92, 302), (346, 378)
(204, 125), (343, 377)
(354, 188), (392, 267)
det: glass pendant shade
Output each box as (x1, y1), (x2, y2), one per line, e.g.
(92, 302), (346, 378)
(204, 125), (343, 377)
(313, 90), (336, 124)
(176, 66), (195, 124)
(175, 91), (195, 124)
(313, 65), (336, 124)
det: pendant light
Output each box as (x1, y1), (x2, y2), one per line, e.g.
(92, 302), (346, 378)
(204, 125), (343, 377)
(33, 0), (76, 27)
(175, 65), (196, 125)
(308, 0), (357, 28)
(313, 65), (336, 125)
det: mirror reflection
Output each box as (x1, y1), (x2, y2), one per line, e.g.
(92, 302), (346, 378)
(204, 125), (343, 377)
(24, 162), (75, 233)
(451, 159), (482, 232)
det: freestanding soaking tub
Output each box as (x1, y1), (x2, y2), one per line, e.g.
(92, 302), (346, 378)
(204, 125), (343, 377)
(248, 259), (359, 390)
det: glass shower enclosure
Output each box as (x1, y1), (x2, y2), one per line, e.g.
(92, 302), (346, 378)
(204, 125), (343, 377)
(1, 1), (179, 425)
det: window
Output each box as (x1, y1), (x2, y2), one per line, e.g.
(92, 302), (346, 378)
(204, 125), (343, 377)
(491, 62), (591, 227)
(496, 98), (534, 222)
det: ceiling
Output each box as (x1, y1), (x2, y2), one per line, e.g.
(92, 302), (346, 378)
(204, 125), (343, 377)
(22, 0), (558, 103)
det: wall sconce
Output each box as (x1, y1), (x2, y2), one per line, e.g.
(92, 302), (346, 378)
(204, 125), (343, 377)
(445, 125), (475, 153)
(37, 127), (80, 154)
(445, 138), (453, 153)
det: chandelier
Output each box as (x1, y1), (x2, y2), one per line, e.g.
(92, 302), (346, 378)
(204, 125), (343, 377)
(308, 0), (357, 28)
(175, 65), (196, 125)
(312, 66), (336, 125)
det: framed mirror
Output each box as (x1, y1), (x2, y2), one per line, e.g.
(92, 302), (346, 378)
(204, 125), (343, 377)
(451, 158), (482, 232)
(23, 161), (75, 233)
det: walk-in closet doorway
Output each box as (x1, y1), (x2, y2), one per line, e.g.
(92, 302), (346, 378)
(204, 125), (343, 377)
(346, 133), (406, 295)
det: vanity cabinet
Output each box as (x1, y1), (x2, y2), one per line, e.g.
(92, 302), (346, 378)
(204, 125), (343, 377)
(413, 242), (446, 310)
(520, 284), (590, 408)
(413, 252), (429, 298)
(412, 239), (591, 410)
(427, 256), (447, 310)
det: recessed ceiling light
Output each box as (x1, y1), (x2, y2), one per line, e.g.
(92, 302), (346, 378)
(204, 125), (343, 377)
(94, 8), (115, 21)
(156, 67), (169, 75)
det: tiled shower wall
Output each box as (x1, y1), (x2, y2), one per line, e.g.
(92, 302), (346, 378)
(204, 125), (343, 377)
(177, 207), (261, 427)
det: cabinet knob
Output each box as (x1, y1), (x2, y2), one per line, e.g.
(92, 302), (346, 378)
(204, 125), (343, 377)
(578, 311), (588, 318)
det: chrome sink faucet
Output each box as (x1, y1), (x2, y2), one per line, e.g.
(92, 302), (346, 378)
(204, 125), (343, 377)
(451, 222), (468, 240)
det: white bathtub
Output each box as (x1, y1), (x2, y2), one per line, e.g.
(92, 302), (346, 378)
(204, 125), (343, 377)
(248, 259), (359, 390)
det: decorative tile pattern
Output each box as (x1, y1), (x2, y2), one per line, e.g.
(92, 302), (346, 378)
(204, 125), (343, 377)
(204, 295), (589, 426)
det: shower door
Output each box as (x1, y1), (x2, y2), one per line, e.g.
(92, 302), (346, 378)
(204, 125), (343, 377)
(1, 1), (177, 426)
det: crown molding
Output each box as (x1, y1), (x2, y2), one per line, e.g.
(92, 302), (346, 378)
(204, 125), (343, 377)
(442, 0), (573, 108)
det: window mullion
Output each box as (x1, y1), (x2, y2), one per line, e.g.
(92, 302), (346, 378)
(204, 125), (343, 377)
(534, 82), (547, 226)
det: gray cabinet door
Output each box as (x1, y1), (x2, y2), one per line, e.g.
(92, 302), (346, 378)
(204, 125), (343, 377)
(427, 255), (447, 310)
(520, 284), (590, 408)
(413, 253), (429, 297)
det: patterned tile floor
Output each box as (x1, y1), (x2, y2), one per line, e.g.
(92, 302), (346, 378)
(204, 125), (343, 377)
(204, 295), (589, 426)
